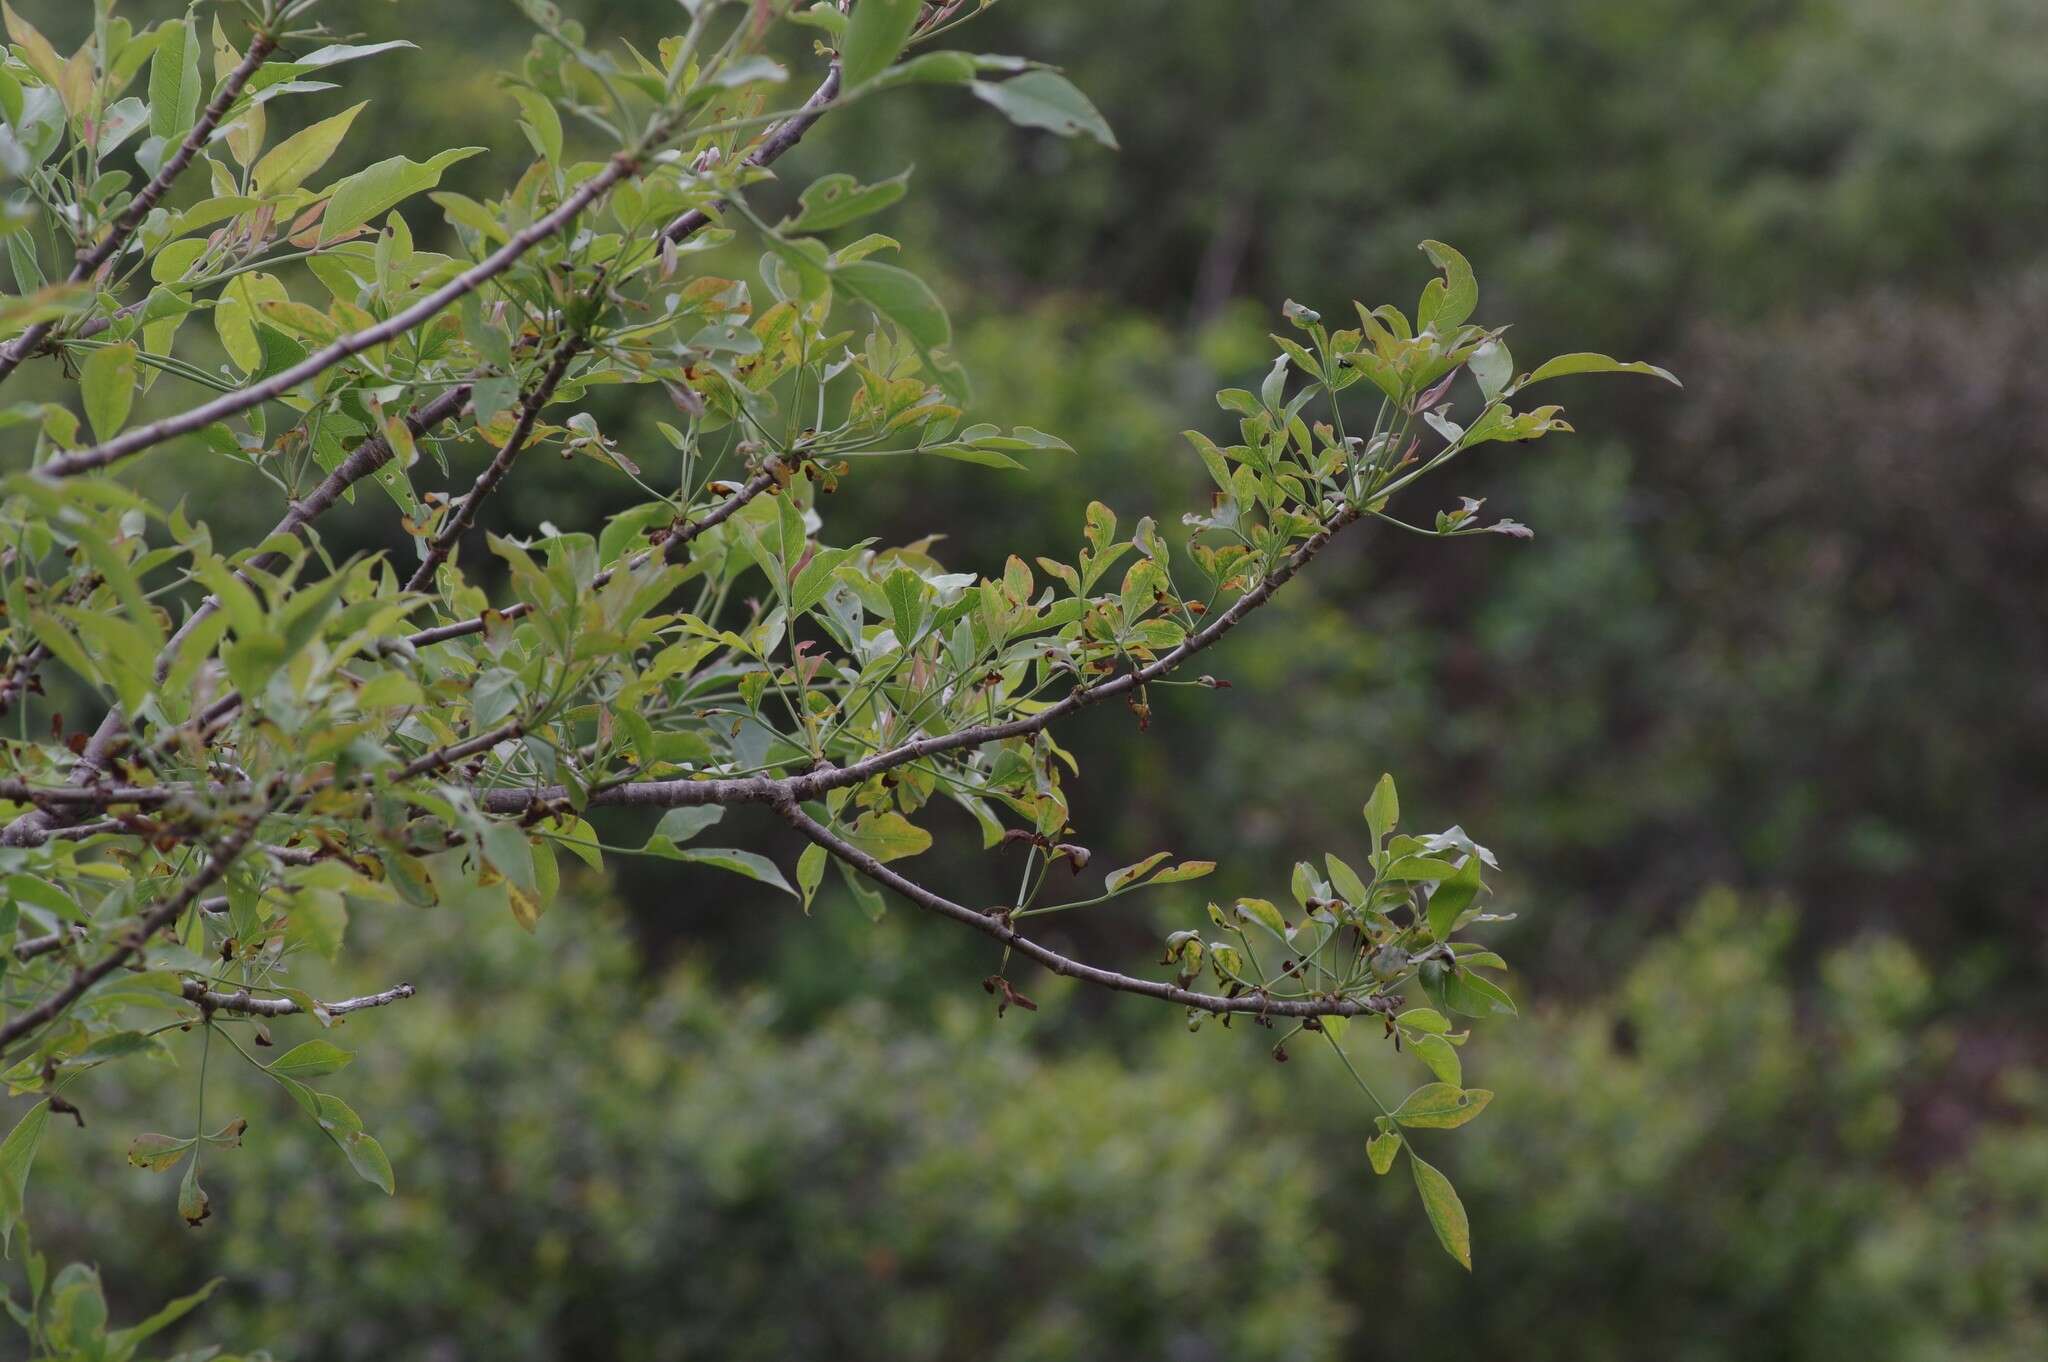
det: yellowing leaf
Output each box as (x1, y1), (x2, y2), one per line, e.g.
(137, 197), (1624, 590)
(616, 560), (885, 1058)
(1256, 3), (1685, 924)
(1410, 1154), (1472, 1269)
(126, 1132), (194, 1173)
(1234, 896), (1287, 936)
(845, 811), (931, 863)
(1105, 851), (1170, 894)
(253, 100), (366, 196)
(507, 879), (542, 933)
(1392, 1082), (1493, 1130)
(2, 4), (64, 91)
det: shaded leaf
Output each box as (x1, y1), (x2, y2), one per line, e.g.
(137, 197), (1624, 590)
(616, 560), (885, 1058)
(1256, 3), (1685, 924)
(970, 70), (1117, 148)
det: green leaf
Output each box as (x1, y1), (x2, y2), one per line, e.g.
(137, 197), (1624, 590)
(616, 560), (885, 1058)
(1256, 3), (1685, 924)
(1397, 1007), (1451, 1033)
(0, 1099), (49, 1250)
(780, 169), (910, 233)
(970, 70), (1117, 148)
(1234, 896), (1287, 936)
(883, 565), (926, 647)
(319, 147), (485, 242)
(1426, 855), (1484, 942)
(1438, 968), (1518, 1018)
(1325, 853), (1370, 906)
(80, 342), (138, 442)
(250, 321), (308, 383)
(147, 17), (200, 142)
(1364, 773), (1398, 848)
(673, 848), (795, 898)
(267, 1039), (353, 1081)
(1384, 855), (1459, 883)
(105, 1276), (221, 1353)
(1410, 1153), (1471, 1269)
(1393, 1082), (1493, 1130)
(834, 260), (963, 396)
(865, 49), (978, 91)
(1367, 1130), (1401, 1176)
(1469, 338), (1513, 403)
(342, 1131), (394, 1195)
(924, 441), (1022, 471)
(1408, 1033), (1463, 1087)
(315, 1091), (364, 1137)
(844, 812), (931, 863)
(246, 41), (419, 95)
(1417, 240), (1477, 334)
(252, 100), (365, 196)
(797, 841), (827, 912)
(1523, 352), (1680, 388)
(509, 85), (562, 165)
(642, 805), (724, 856)
(836, 858), (887, 922)
(840, 0), (921, 90)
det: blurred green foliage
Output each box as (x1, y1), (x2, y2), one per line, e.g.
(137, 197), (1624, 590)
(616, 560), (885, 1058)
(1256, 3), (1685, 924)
(17, 890), (2043, 1360)
(20, 891), (1349, 1361)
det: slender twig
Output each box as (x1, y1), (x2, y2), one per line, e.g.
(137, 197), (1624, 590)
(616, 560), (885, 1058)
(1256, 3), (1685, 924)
(776, 796), (1393, 1019)
(660, 64), (842, 243)
(181, 979), (416, 1018)
(0, 641), (48, 716)
(12, 927), (83, 964)
(404, 340), (581, 591)
(0, 779), (185, 808)
(0, 33), (280, 386)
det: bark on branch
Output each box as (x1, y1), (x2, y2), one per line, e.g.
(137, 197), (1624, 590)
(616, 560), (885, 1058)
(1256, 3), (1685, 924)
(182, 979), (417, 1018)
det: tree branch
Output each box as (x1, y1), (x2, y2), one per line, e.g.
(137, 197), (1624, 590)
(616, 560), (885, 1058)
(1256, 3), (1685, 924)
(181, 979), (416, 1018)
(0, 32), (280, 386)
(403, 340), (581, 592)
(774, 795), (1393, 1019)
(659, 64), (842, 243)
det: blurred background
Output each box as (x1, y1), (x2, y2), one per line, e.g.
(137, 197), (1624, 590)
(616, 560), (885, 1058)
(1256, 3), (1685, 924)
(14, 0), (2048, 1357)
